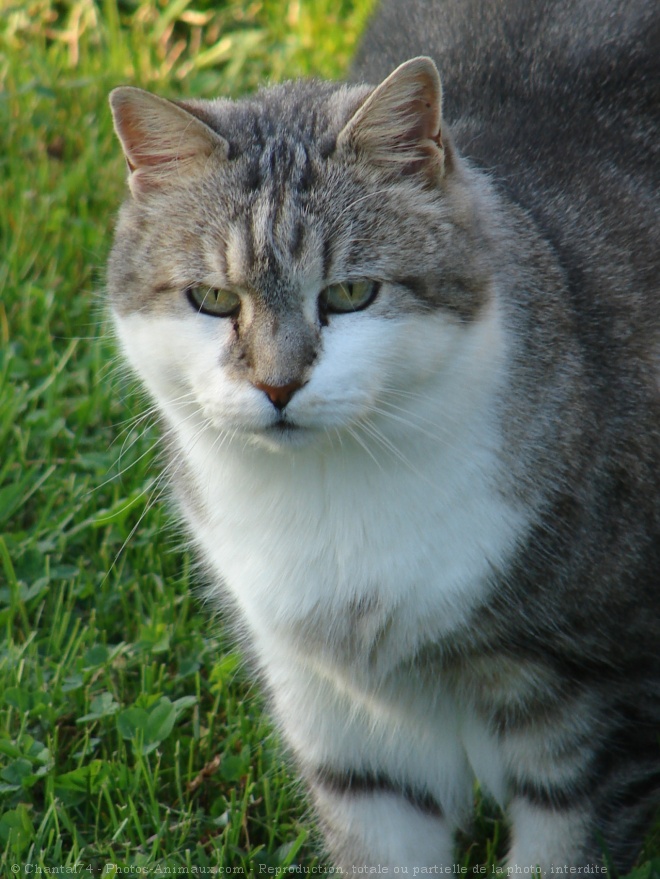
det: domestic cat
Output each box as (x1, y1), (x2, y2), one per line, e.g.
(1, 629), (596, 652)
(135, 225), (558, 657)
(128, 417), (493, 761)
(106, 0), (659, 871)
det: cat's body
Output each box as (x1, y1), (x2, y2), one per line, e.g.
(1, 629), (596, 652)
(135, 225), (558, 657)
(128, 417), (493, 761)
(107, 0), (659, 871)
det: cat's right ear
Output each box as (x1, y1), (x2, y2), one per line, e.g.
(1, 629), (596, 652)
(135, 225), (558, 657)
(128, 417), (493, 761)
(109, 87), (229, 199)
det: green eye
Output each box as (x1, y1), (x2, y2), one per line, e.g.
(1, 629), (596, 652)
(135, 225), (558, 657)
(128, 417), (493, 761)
(187, 285), (241, 317)
(320, 280), (379, 315)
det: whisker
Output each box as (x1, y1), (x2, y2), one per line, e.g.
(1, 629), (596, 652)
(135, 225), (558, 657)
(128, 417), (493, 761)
(369, 402), (445, 443)
(355, 417), (442, 492)
(94, 395), (204, 498)
(344, 423), (385, 472)
(99, 411), (218, 584)
(110, 391), (198, 450)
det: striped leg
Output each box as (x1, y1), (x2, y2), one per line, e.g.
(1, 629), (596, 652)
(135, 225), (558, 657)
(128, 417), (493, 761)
(506, 799), (592, 874)
(486, 676), (601, 874)
(503, 695), (660, 873)
(262, 648), (470, 869)
(310, 776), (456, 870)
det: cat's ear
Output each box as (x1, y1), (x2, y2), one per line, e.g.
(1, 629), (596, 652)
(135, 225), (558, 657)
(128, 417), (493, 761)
(337, 57), (446, 183)
(109, 87), (229, 199)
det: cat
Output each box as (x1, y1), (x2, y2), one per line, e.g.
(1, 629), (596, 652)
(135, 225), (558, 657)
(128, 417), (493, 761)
(106, 0), (660, 872)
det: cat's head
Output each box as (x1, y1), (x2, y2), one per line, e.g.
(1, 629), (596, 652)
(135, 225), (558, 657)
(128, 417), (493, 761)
(108, 58), (497, 453)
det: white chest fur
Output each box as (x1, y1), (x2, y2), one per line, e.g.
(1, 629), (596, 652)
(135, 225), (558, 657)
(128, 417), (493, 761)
(181, 384), (525, 678)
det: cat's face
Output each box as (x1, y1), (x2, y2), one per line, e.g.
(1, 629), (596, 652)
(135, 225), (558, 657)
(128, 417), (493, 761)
(108, 59), (494, 453)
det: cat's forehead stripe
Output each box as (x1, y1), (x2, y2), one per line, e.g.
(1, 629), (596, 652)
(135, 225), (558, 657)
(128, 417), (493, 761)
(255, 138), (314, 193)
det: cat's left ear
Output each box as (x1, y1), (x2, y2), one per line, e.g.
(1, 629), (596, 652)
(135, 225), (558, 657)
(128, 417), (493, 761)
(337, 57), (446, 184)
(109, 87), (229, 199)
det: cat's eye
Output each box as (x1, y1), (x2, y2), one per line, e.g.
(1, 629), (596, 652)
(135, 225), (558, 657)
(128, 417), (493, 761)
(319, 280), (379, 315)
(187, 285), (241, 317)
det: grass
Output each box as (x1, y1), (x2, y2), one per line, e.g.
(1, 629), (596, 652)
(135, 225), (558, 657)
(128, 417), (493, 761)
(0, 0), (658, 875)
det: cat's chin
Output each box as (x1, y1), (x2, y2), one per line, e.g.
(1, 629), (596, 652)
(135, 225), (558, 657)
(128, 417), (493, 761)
(244, 421), (319, 453)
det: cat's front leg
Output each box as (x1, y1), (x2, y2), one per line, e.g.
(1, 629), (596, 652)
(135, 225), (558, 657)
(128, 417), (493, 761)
(506, 761), (654, 875)
(500, 700), (621, 875)
(263, 645), (469, 869)
(505, 798), (594, 875)
(309, 775), (456, 871)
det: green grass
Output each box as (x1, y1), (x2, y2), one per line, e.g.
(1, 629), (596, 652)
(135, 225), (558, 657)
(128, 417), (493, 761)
(0, 0), (658, 875)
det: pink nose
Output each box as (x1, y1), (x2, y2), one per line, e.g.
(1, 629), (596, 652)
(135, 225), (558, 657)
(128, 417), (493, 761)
(253, 379), (303, 410)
